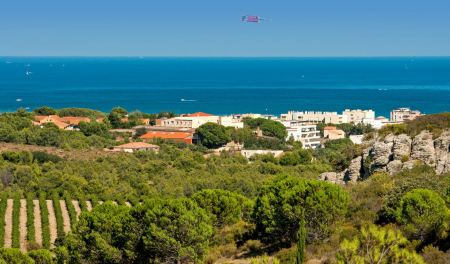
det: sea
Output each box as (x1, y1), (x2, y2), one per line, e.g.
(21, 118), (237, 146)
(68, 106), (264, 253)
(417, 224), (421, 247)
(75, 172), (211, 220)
(1, 57), (450, 118)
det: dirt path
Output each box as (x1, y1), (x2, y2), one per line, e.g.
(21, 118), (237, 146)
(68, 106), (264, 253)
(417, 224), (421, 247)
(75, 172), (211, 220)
(98, 201), (104, 205)
(19, 199), (27, 252)
(72, 201), (81, 220)
(59, 200), (71, 234)
(86, 201), (92, 211)
(46, 200), (57, 248)
(125, 202), (132, 207)
(33, 200), (42, 246)
(4, 199), (13, 248)
(112, 201), (118, 205)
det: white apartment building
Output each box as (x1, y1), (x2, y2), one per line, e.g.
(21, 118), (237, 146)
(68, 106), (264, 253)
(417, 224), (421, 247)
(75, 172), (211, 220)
(281, 111), (347, 124)
(342, 109), (375, 123)
(219, 116), (244, 129)
(157, 117), (208, 129)
(355, 118), (383, 129)
(390, 108), (421, 122)
(241, 149), (284, 159)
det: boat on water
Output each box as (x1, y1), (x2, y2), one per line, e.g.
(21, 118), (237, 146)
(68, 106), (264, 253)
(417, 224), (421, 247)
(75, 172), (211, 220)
(26, 71), (29, 75)
(181, 99), (185, 101)
(16, 99), (22, 102)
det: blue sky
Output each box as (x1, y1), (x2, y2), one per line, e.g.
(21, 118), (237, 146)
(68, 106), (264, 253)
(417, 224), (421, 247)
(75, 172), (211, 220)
(1, 0), (449, 56)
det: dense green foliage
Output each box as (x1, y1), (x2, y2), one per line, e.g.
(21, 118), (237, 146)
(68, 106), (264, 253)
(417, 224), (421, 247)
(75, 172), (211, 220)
(252, 175), (350, 245)
(196, 122), (231, 148)
(11, 192), (21, 248)
(51, 193), (65, 240)
(316, 122), (375, 136)
(77, 194), (88, 212)
(27, 249), (55, 264)
(65, 200), (213, 263)
(64, 193), (77, 227)
(296, 209), (306, 264)
(191, 189), (253, 228)
(0, 193), (7, 247)
(39, 192), (51, 249)
(243, 117), (288, 140)
(0, 248), (35, 264)
(26, 193), (36, 243)
(397, 189), (449, 243)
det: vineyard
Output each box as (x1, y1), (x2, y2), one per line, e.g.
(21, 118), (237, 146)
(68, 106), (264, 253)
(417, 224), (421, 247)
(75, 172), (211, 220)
(0, 196), (132, 252)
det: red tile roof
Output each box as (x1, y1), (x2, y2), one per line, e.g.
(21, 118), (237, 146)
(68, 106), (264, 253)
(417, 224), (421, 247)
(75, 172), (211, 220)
(141, 132), (191, 139)
(324, 126), (337, 130)
(114, 142), (159, 149)
(185, 112), (214, 117)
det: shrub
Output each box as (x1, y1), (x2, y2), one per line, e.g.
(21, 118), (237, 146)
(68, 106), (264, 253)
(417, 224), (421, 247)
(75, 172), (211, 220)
(39, 192), (51, 249)
(90, 195), (99, 208)
(77, 194), (88, 212)
(0, 193), (8, 247)
(32, 151), (63, 164)
(128, 196), (140, 206)
(12, 192), (21, 248)
(64, 193), (77, 227)
(51, 193), (65, 239)
(26, 193), (36, 243)
(27, 249), (55, 264)
(401, 155), (409, 163)
(241, 239), (263, 252)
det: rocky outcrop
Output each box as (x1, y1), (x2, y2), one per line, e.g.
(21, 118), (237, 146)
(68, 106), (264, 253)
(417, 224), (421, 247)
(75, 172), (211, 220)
(411, 131), (435, 165)
(318, 130), (450, 185)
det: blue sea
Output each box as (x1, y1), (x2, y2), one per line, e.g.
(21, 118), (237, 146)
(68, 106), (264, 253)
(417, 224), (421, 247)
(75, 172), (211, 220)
(1, 57), (450, 118)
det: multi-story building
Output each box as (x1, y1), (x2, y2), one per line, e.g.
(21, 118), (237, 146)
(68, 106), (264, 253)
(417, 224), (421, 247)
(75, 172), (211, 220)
(323, 126), (346, 140)
(390, 108), (421, 122)
(281, 111), (347, 124)
(155, 117), (208, 128)
(219, 116), (244, 129)
(342, 109), (375, 123)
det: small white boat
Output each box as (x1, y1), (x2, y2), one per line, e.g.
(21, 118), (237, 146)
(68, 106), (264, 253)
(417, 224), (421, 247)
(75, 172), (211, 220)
(302, 75), (305, 78)
(16, 99), (22, 102)
(181, 99), (185, 101)
(26, 71), (29, 75)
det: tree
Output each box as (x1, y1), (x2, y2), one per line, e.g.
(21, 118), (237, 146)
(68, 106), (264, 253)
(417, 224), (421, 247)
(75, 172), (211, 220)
(296, 209), (306, 264)
(287, 134), (295, 145)
(110, 107), (128, 118)
(396, 189), (449, 242)
(252, 175), (350, 244)
(27, 249), (55, 263)
(337, 224), (424, 264)
(33, 106), (56, 116)
(191, 189), (253, 228)
(133, 127), (147, 139)
(196, 122), (231, 148)
(107, 111), (122, 129)
(0, 248), (35, 264)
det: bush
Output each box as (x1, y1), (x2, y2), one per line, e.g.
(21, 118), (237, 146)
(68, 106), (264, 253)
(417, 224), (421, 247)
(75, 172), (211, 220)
(12, 192), (21, 248)
(27, 249), (55, 264)
(90, 195), (99, 208)
(51, 193), (65, 239)
(77, 194), (88, 212)
(39, 192), (51, 249)
(397, 189), (449, 243)
(401, 155), (409, 163)
(32, 151), (63, 164)
(0, 248), (35, 263)
(0, 193), (8, 247)
(26, 193), (36, 243)
(241, 239), (262, 252)
(64, 193), (77, 227)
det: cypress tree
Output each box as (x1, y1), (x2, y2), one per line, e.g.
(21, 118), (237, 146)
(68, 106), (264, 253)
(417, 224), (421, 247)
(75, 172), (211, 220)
(296, 208), (306, 264)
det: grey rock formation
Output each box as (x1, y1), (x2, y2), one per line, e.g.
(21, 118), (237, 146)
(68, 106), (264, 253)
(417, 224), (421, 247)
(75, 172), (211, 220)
(317, 172), (345, 185)
(371, 141), (392, 166)
(434, 131), (450, 174)
(392, 134), (412, 161)
(386, 160), (402, 175)
(411, 131), (436, 165)
(402, 160), (419, 170)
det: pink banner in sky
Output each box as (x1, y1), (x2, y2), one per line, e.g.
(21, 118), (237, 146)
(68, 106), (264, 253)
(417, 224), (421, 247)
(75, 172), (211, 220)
(242, 15), (259, 23)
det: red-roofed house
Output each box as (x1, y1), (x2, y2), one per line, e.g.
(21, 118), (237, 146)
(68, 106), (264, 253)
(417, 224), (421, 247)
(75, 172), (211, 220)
(324, 128), (345, 140)
(113, 142), (159, 153)
(141, 131), (196, 144)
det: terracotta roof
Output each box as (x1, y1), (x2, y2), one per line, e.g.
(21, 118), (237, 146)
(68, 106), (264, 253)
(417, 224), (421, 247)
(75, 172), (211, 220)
(60, 117), (90, 125)
(141, 132), (192, 139)
(203, 152), (221, 158)
(114, 142), (159, 149)
(31, 121), (41, 126)
(324, 126), (337, 130)
(328, 130), (344, 135)
(276, 152), (285, 158)
(52, 120), (71, 130)
(186, 112), (214, 117)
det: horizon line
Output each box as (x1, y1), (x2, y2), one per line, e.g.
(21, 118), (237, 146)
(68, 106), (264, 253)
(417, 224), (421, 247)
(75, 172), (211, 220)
(1, 55), (450, 58)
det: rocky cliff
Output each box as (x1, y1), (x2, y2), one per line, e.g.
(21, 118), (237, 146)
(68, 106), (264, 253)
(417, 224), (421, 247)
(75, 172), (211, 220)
(317, 131), (450, 184)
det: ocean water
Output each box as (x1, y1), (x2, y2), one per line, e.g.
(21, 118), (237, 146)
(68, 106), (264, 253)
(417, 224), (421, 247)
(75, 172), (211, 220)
(1, 57), (450, 118)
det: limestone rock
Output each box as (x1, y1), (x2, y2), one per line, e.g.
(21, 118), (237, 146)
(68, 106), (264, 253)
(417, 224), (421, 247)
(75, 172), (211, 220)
(434, 131), (450, 174)
(346, 156), (362, 182)
(371, 141), (392, 166)
(411, 131), (436, 165)
(317, 171), (345, 185)
(392, 134), (412, 161)
(386, 160), (402, 175)
(402, 160), (419, 170)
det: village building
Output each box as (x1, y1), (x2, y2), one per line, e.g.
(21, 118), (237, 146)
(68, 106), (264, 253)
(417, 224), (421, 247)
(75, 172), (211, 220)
(113, 142), (159, 153)
(140, 131), (198, 144)
(219, 116), (244, 129)
(390, 108), (421, 122)
(323, 126), (346, 140)
(277, 120), (321, 149)
(241, 149), (284, 159)
(342, 109), (375, 123)
(281, 111), (348, 124)
(155, 117), (208, 129)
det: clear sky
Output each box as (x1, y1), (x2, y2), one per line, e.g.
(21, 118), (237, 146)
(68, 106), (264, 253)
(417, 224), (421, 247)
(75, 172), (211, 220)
(1, 0), (449, 57)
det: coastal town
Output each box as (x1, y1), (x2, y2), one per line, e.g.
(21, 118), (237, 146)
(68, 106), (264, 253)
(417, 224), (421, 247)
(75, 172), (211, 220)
(30, 107), (422, 157)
